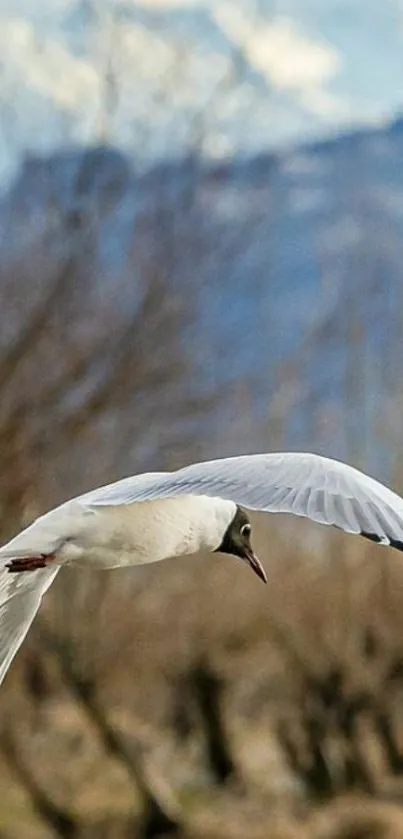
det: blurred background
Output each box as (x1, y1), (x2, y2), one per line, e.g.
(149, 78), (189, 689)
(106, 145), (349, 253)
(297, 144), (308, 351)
(1, 1), (403, 837)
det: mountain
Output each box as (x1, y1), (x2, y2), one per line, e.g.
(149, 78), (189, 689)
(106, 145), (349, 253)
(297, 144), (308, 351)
(2, 116), (403, 474)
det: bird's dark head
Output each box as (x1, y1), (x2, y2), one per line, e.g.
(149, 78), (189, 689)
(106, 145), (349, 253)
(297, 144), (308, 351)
(214, 506), (267, 583)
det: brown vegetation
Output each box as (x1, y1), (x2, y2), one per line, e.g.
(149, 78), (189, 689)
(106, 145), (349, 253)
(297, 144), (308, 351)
(1, 146), (403, 839)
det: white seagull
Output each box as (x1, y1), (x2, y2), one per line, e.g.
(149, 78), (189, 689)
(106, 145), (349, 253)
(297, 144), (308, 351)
(0, 451), (403, 686)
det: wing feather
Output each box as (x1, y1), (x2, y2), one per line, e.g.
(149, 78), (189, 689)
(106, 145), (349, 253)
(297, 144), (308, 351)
(1, 451), (402, 687)
(84, 452), (403, 551)
(0, 501), (91, 686)
(0, 566), (59, 685)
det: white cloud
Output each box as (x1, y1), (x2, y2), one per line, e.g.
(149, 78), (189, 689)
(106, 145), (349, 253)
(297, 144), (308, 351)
(213, 8), (341, 91)
(0, 0), (400, 188)
(0, 17), (100, 111)
(133, 0), (201, 6)
(300, 87), (353, 121)
(212, 5), (349, 121)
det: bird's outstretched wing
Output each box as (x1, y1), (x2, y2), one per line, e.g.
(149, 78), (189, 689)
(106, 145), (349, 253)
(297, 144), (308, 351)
(0, 565), (59, 685)
(84, 453), (403, 550)
(0, 503), (92, 686)
(1, 452), (403, 688)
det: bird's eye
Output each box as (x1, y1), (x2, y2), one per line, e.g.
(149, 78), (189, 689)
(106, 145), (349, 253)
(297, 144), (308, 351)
(241, 523), (251, 536)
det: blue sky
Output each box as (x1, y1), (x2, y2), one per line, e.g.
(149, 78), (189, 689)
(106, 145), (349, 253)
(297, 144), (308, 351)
(0, 0), (403, 188)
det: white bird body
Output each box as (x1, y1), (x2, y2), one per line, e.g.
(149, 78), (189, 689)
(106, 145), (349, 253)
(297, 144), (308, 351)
(1, 450), (403, 686)
(2, 494), (236, 571)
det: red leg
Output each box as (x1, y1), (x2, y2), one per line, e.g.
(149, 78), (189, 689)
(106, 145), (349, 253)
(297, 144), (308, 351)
(6, 554), (56, 573)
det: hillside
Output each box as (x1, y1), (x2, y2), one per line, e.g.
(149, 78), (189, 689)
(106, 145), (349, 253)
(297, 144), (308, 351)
(2, 117), (403, 475)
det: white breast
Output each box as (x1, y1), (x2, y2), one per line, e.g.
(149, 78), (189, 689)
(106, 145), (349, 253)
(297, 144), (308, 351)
(58, 495), (236, 569)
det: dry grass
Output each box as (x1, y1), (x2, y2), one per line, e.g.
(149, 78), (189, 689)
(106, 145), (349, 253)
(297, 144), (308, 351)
(2, 519), (403, 837)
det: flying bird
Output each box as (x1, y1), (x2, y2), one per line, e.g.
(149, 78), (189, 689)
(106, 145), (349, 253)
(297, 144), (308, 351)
(0, 451), (403, 686)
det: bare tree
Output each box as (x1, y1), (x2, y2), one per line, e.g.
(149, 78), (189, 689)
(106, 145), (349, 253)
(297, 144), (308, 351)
(0, 140), (232, 836)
